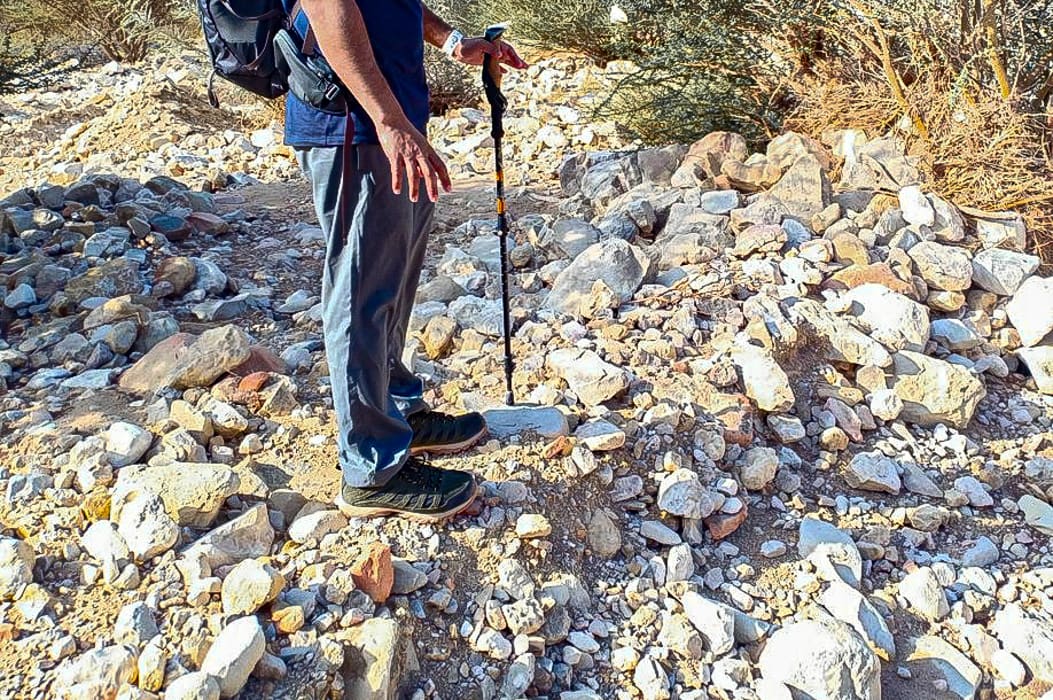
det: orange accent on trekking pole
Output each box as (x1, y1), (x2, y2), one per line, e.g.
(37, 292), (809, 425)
(496, 198), (506, 214)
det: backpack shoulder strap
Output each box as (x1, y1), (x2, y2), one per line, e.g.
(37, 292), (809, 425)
(287, 0), (319, 56)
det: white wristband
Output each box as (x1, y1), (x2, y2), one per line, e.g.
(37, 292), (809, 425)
(442, 29), (465, 57)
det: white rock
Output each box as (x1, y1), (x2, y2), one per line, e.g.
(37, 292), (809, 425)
(1019, 495), (1053, 536)
(741, 447), (779, 491)
(111, 462), (240, 528)
(844, 284), (930, 352)
(971, 248), (1039, 296)
(666, 543), (695, 583)
(81, 520), (130, 581)
(474, 627), (513, 660)
(992, 603), (1053, 683)
(183, 503), (275, 569)
(730, 342), (795, 412)
(845, 451), (901, 494)
(0, 536), (34, 600)
(546, 348), (631, 406)
(640, 520), (681, 546)
(819, 581), (895, 661)
(574, 419), (625, 451)
(869, 389), (903, 421)
(899, 567), (949, 621)
(515, 514), (552, 539)
(798, 518), (862, 588)
(953, 476), (993, 508)
(1007, 275), (1053, 346)
(961, 536), (999, 567)
(104, 422), (153, 468)
(1017, 346), (1053, 395)
(891, 351), (985, 429)
(633, 654), (670, 700)
(680, 591), (736, 655)
(53, 645), (138, 699)
(758, 618), (880, 700)
(165, 671), (220, 700)
(221, 559), (284, 615)
(904, 635), (982, 700)
(907, 241), (973, 291)
(760, 540), (787, 558)
(657, 469), (720, 518)
(900, 186), (934, 227)
(117, 490), (179, 561)
(482, 406), (569, 439)
(288, 509), (347, 544)
(113, 601), (158, 648)
(200, 616), (266, 697)
(992, 649), (1027, 687)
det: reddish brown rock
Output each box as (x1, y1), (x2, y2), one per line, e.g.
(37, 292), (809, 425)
(826, 262), (915, 296)
(153, 256), (197, 298)
(350, 542), (394, 604)
(705, 501), (749, 540)
(230, 346), (287, 377)
(238, 372), (272, 393)
(118, 325), (253, 393)
(684, 131), (749, 179)
(699, 392), (754, 447)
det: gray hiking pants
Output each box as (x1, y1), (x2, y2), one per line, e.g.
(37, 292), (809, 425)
(296, 145), (432, 488)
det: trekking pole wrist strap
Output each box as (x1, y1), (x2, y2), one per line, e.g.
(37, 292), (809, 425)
(442, 29), (464, 57)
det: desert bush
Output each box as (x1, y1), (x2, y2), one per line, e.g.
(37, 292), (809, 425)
(5, 0), (197, 63)
(0, 34), (77, 95)
(780, 0), (1053, 255)
(425, 46), (477, 115)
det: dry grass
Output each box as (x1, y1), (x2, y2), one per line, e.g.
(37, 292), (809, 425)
(786, 60), (1053, 262)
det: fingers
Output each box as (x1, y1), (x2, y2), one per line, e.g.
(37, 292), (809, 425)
(430, 150), (452, 194)
(476, 39), (499, 57)
(417, 154), (439, 202)
(496, 41), (528, 69)
(391, 155), (404, 196)
(404, 154), (420, 202)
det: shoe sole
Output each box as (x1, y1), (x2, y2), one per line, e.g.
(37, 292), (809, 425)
(334, 483), (480, 523)
(409, 425), (489, 457)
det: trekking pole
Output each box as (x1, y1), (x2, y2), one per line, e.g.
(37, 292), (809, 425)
(482, 23), (515, 406)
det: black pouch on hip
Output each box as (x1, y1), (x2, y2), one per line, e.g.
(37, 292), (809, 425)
(272, 27), (351, 115)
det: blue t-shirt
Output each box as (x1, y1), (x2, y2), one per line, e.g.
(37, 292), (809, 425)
(281, 0), (430, 147)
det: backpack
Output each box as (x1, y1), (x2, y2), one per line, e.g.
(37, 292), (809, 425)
(197, 0), (289, 107)
(197, 0), (347, 113)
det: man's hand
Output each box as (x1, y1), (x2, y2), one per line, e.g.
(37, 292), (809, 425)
(376, 118), (451, 203)
(453, 37), (528, 72)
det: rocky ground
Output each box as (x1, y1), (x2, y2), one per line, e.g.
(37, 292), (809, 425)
(3, 55), (1053, 700)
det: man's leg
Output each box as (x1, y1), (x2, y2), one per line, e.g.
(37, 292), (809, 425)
(297, 145), (414, 488)
(387, 198), (434, 418)
(384, 197), (488, 456)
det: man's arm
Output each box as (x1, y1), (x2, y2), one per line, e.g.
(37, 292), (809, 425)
(421, 4), (453, 48)
(420, 3), (529, 69)
(300, 0), (449, 202)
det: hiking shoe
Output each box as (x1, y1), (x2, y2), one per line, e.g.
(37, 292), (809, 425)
(335, 458), (478, 522)
(408, 410), (488, 456)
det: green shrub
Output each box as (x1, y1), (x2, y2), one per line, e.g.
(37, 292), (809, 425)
(0, 33), (76, 95)
(425, 46), (477, 115)
(6, 0), (197, 63)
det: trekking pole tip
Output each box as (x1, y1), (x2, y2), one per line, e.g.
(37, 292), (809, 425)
(504, 391), (515, 406)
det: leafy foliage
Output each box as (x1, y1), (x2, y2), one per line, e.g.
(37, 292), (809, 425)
(0, 33), (78, 95)
(5, 0), (197, 63)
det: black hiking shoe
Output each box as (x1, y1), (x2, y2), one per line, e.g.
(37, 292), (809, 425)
(335, 458), (478, 522)
(408, 410), (488, 456)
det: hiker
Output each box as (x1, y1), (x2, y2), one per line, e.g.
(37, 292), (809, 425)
(288, 0), (527, 521)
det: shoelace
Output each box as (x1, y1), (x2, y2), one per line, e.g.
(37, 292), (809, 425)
(400, 460), (443, 492)
(413, 412), (458, 442)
